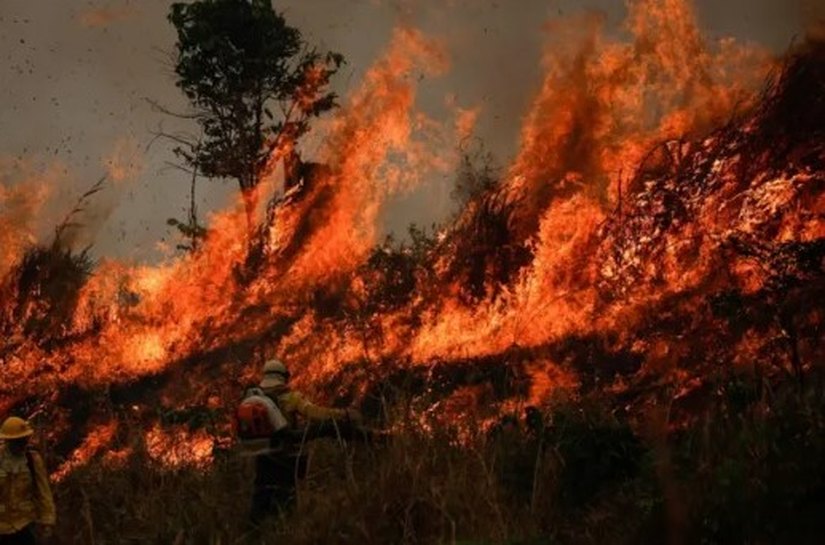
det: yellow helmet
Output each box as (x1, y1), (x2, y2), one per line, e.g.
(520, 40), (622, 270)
(0, 416), (34, 440)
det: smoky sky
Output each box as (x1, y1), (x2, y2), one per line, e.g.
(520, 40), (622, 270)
(0, 0), (818, 262)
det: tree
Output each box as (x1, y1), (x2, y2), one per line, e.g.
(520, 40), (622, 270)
(167, 0), (344, 229)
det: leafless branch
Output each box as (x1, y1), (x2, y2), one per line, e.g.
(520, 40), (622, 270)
(54, 176), (107, 245)
(144, 97), (202, 120)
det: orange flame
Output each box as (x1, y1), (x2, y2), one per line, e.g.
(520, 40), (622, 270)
(2, 1), (821, 475)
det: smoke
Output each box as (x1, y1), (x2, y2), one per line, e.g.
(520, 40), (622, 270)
(51, 137), (145, 251)
(0, 158), (52, 277)
(802, 0), (825, 39)
(0, 0), (805, 262)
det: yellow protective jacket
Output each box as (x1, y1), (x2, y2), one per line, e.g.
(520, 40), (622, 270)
(270, 387), (348, 428)
(0, 446), (56, 534)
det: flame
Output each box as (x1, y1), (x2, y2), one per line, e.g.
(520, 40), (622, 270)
(272, 28), (451, 285)
(0, 159), (53, 278)
(2, 1), (822, 475)
(277, 0), (774, 381)
(52, 422), (120, 481)
(144, 424), (217, 469)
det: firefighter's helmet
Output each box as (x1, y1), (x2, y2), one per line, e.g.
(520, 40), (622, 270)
(260, 358), (290, 388)
(0, 416), (34, 440)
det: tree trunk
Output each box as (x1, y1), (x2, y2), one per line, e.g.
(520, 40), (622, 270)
(241, 187), (257, 238)
(239, 170), (259, 241)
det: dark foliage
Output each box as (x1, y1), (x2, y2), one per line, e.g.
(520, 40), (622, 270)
(167, 217), (208, 252)
(168, 0), (344, 199)
(677, 378), (825, 544)
(1, 242), (94, 347)
(443, 189), (534, 303)
(548, 401), (645, 510)
(451, 140), (500, 209)
(357, 225), (439, 315)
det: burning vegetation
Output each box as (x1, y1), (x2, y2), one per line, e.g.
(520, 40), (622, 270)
(1, 0), (824, 543)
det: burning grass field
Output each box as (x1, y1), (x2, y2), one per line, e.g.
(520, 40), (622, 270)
(1, 0), (824, 543)
(51, 375), (825, 545)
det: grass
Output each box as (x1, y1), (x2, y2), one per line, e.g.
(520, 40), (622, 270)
(50, 373), (825, 545)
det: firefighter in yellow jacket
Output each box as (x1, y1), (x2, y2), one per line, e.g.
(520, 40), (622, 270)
(246, 358), (361, 525)
(0, 416), (55, 545)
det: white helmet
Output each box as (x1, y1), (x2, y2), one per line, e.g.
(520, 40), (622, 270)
(260, 358), (289, 389)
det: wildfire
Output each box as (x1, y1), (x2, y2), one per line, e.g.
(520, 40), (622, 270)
(1, 0), (822, 476)
(144, 424), (218, 469)
(52, 422), (120, 482)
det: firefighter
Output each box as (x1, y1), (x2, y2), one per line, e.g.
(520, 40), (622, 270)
(0, 416), (56, 545)
(246, 358), (362, 525)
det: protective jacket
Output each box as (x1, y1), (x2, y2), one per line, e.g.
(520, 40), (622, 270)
(263, 384), (348, 457)
(269, 386), (349, 427)
(0, 446), (56, 534)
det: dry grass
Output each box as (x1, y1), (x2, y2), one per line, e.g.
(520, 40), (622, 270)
(49, 375), (825, 545)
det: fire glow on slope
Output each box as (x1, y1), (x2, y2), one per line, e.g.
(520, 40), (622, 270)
(278, 0), (773, 383)
(1, 26), (462, 446)
(2, 0), (823, 472)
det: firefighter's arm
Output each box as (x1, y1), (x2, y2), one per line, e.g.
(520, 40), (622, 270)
(29, 452), (56, 525)
(285, 391), (348, 422)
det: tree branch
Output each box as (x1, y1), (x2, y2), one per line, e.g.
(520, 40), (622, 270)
(144, 97), (202, 120)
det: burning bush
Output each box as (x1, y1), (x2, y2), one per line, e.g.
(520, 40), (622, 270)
(0, 242), (94, 347)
